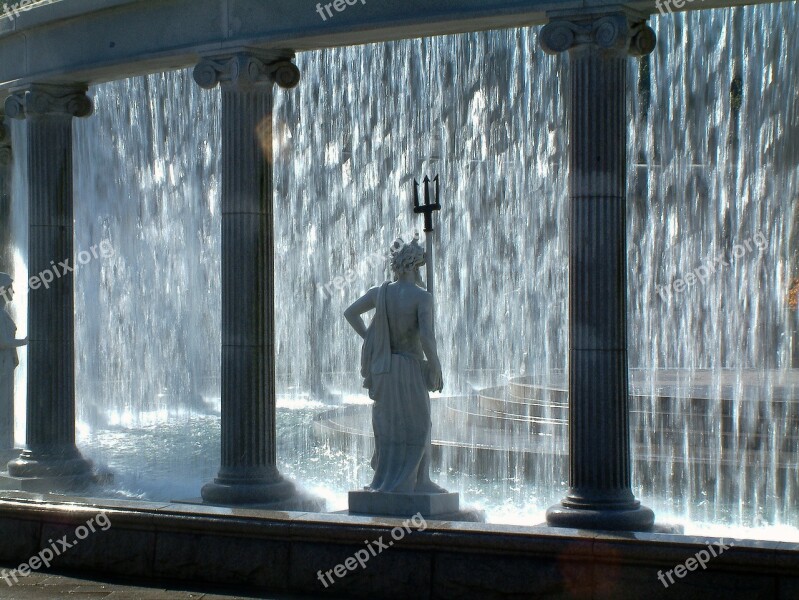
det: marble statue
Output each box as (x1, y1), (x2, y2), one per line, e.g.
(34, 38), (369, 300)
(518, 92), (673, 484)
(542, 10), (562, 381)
(0, 273), (27, 452)
(344, 235), (448, 494)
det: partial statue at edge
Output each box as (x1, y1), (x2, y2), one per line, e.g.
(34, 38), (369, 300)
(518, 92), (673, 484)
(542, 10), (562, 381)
(344, 235), (447, 494)
(0, 273), (27, 453)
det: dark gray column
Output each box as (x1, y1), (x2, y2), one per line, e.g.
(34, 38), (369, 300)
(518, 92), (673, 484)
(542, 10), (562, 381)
(0, 115), (12, 275)
(540, 14), (656, 531)
(0, 115), (12, 455)
(193, 51), (320, 508)
(4, 85), (94, 486)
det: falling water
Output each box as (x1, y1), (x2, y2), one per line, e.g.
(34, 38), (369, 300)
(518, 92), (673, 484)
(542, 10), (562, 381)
(6, 4), (798, 534)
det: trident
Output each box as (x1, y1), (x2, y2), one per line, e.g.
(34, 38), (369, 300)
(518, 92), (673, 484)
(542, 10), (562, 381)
(413, 175), (441, 299)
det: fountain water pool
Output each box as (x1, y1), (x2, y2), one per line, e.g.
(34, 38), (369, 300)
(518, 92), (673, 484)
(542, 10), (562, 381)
(5, 5), (798, 539)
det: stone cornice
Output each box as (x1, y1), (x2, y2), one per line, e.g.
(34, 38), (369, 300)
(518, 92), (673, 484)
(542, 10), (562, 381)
(4, 85), (93, 120)
(0, 0), (770, 102)
(540, 13), (656, 57)
(193, 51), (301, 92)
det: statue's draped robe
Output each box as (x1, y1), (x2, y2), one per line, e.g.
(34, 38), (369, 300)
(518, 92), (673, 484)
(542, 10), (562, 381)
(0, 309), (17, 450)
(361, 282), (431, 492)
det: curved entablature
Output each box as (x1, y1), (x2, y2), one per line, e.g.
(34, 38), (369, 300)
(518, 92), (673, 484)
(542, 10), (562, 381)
(0, 0), (771, 99)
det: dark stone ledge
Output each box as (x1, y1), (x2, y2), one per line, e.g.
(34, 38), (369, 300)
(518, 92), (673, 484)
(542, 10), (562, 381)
(0, 492), (794, 599)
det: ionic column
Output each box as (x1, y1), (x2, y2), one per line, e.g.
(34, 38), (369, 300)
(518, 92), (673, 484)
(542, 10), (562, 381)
(193, 51), (320, 508)
(0, 115), (13, 454)
(540, 14), (656, 530)
(4, 85), (94, 486)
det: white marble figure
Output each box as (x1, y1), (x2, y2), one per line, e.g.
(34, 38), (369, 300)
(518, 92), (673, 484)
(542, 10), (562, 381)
(345, 236), (447, 494)
(0, 273), (27, 450)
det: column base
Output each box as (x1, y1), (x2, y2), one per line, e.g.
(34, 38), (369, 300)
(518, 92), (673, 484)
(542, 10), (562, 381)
(0, 449), (102, 493)
(546, 500), (655, 531)
(8, 449), (93, 478)
(198, 475), (325, 511)
(0, 471), (97, 493)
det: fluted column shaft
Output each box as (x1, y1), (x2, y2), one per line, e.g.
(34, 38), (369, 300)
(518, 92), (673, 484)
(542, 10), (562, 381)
(194, 51), (307, 505)
(568, 45), (631, 505)
(0, 116), (12, 452)
(220, 85), (278, 482)
(0, 117), (12, 275)
(4, 85), (93, 479)
(540, 14), (656, 530)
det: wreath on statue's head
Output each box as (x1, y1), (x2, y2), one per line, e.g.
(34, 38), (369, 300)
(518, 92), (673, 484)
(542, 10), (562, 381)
(389, 234), (425, 278)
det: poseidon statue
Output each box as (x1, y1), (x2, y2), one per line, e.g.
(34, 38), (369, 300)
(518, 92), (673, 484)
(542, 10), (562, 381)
(344, 235), (448, 494)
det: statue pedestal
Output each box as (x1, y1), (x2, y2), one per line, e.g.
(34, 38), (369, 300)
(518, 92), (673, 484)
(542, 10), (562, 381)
(349, 490), (461, 518)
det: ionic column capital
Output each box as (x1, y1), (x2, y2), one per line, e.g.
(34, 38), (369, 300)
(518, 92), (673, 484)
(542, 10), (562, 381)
(540, 14), (656, 57)
(4, 84), (93, 120)
(193, 51), (301, 91)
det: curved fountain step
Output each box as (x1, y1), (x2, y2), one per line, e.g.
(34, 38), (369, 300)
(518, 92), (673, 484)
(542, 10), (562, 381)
(509, 370), (799, 404)
(313, 398), (550, 444)
(508, 378), (568, 404)
(505, 380), (775, 415)
(313, 369), (799, 481)
(317, 396), (799, 450)
(477, 386), (568, 419)
(444, 399), (568, 435)
(469, 380), (798, 422)
(448, 397), (797, 448)
(313, 401), (799, 476)
(495, 381), (799, 440)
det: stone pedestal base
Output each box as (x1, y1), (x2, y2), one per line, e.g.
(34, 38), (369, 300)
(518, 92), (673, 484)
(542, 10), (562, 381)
(191, 476), (326, 512)
(546, 502), (655, 532)
(201, 477), (294, 505)
(349, 490), (461, 518)
(0, 450), (100, 493)
(0, 471), (96, 493)
(8, 452), (93, 478)
(177, 494), (326, 512)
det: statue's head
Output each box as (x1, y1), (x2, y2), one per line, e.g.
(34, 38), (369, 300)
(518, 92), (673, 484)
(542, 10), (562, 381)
(389, 234), (425, 280)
